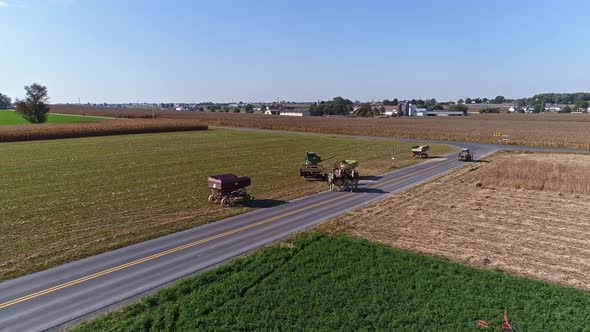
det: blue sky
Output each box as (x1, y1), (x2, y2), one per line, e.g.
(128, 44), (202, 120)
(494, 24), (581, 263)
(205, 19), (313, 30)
(1, 0), (589, 103)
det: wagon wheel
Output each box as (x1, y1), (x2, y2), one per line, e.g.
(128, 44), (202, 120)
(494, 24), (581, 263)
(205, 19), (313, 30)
(220, 197), (232, 207)
(208, 195), (218, 204)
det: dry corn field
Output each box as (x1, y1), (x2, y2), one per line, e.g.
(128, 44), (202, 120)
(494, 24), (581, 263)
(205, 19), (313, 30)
(0, 119), (208, 142)
(53, 105), (590, 150)
(318, 152), (590, 290)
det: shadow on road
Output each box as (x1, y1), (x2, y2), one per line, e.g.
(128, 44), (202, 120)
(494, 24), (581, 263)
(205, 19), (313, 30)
(354, 187), (388, 194)
(244, 199), (288, 208)
(361, 175), (383, 181)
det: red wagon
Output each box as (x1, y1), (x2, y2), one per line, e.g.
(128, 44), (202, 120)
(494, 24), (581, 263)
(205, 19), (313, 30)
(207, 174), (252, 207)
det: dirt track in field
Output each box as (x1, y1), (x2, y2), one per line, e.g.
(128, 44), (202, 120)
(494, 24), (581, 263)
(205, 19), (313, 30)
(319, 153), (590, 290)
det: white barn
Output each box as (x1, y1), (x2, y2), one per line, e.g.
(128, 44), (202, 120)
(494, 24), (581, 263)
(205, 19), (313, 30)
(279, 110), (310, 117)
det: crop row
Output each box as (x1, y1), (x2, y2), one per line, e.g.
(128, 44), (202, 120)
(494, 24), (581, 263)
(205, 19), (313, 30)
(0, 119), (208, 142)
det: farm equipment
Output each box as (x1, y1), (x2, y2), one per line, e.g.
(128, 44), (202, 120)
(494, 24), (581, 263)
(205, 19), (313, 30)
(458, 148), (473, 162)
(299, 151), (335, 179)
(207, 174), (252, 207)
(327, 160), (360, 192)
(410, 145), (430, 159)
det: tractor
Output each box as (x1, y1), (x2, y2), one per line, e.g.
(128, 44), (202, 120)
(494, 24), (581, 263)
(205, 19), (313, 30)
(299, 151), (335, 179)
(458, 148), (473, 162)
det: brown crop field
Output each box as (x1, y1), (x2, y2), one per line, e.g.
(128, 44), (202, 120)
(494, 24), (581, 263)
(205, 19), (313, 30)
(0, 119), (208, 142)
(317, 152), (590, 291)
(52, 105), (590, 150)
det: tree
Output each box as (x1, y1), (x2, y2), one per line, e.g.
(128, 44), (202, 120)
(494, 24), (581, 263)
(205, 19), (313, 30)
(309, 97), (354, 116)
(465, 98), (472, 104)
(559, 105), (572, 113)
(354, 103), (382, 117)
(244, 104), (254, 113)
(0, 93), (11, 109)
(448, 104), (468, 115)
(575, 99), (589, 110)
(424, 98), (437, 107)
(15, 83), (50, 123)
(533, 101), (543, 113)
(427, 104), (444, 111)
(494, 95), (506, 104)
(517, 99), (527, 107)
(457, 98), (464, 104)
(233, 108), (241, 113)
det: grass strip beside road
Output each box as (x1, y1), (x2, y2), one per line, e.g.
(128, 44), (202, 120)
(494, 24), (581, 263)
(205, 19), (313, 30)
(74, 234), (590, 331)
(0, 129), (452, 280)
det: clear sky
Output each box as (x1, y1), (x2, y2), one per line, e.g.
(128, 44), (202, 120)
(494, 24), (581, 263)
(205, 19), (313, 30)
(1, 0), (589, 103)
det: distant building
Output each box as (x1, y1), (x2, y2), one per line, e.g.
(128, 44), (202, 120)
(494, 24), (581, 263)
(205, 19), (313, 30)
(264, 110), (280, 115)
(508, 106), (519, 112)
(522, 106), (535, 113)
(279, 109), (310, 117)
(383, 106), (398, 117)
(408, 105), (427, 116)
(544, 104), (562, 112)
(421, 111), (464, 117)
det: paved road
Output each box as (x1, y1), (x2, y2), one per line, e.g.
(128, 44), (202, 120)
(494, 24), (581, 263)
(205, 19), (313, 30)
(0, 130), (588, 332)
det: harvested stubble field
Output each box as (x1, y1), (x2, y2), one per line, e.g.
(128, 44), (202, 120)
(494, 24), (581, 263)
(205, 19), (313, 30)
(319, 152), (590, 291)
(0, 129), (451, 280)
(53, 105), (590, 150)
(75, 234), (590, 331)
(0, 119), (208, 142)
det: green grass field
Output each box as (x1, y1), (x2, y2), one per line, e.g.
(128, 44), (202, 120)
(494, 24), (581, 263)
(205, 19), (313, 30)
(75, 234), (590, 331)
(0, 129), (452, 280)
(0, 109), (103, 125)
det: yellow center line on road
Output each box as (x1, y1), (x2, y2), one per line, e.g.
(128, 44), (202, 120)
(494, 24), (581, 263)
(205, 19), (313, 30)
(0, 157), (457, 310)
(0, 193), (352, 309)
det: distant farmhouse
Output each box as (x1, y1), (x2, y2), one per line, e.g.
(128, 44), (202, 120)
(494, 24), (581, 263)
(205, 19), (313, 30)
(264, 109), (310, 117)
(544, 104), (562, 112)
(395, 103), (464, 117)
(509, 104), (564, 113)
(279, 109), (310, 117)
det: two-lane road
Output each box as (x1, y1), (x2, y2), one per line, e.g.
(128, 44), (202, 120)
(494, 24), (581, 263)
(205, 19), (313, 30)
(1, 131), (585, 331)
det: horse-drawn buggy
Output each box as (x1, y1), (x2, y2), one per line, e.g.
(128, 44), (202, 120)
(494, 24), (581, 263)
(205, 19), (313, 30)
(327, 160), (360, 192)
(207, 174), (252, 207)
